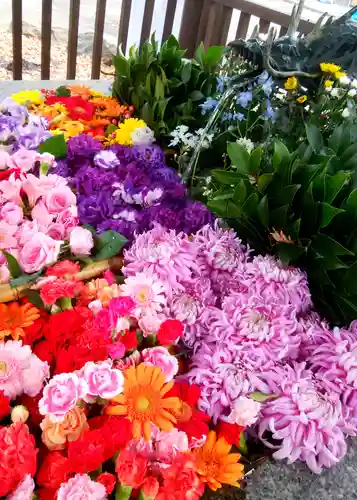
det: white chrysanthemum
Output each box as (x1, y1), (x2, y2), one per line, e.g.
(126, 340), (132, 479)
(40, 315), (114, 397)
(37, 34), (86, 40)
(130, 125), (155, 146)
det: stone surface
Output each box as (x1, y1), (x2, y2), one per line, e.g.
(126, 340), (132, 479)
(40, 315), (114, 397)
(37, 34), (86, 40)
(246, 439), (357, 500)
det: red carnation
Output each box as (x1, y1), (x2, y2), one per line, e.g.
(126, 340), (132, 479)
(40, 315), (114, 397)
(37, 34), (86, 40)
(157, 319), (184, 346)
(116, 449), (148, 489)
(37, 451), (72, 489)
(33, 340), (55, 366)
(0, 391), (10, 420)
(141, 476), (160, 499)
(68, 428), (107, 473)
(0, 422), (38, 497)
(158, 455), (204, 500)
(46, 261), (80, 279)
(37, 488), (58, 500)
(121, 329), (138, 352)
(217, 421), (245, 447)
(166, 382), (209, 441)
(97, 472), (116, 494)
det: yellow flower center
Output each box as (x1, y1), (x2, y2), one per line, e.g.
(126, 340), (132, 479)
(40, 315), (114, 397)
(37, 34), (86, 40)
(0, 361), (8, 372)
(136, 396), (151, 412)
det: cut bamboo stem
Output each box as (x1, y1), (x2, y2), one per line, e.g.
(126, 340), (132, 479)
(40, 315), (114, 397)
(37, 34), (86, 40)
(0, 257), (123, 303)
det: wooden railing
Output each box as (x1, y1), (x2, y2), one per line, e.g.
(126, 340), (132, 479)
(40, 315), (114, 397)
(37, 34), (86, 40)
(10, 0), (316, 81)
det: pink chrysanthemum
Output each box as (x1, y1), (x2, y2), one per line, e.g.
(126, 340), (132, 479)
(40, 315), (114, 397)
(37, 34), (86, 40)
(187, 344), (278, 422)
(259, 363), (347, 473)
(123, 223), (198, 296)
(243, 255), (312, 314)
(120, 272), (167, 317)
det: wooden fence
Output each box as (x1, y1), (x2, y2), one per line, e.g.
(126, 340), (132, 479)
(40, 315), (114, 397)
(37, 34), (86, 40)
(10, 0), (315, 81)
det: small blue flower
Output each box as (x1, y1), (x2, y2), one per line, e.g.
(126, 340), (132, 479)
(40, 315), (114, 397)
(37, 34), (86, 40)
(216, 76), (230, 93)
(257, 71), (274, 96)
(264, 99), (276, 121)
(199, 97), (218, 115)
(233, 112), (245, 121)
(236, 91), (253, 108)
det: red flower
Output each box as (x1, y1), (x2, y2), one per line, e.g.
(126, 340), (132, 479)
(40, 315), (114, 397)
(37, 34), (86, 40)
(158, 455), (204, 500)
(40, 279), (81, 306)
(157, 319), (184, 346)
(37, 488), (58, 500)
(22, 315), (48, 346)
(33, 340), (55, 366)
(0, 391), (10, 420)
(65, 96), (95, 121)
(217, 421), (245, 447)
(166, 382), (209, 441)
(0, 168), (22, 181)
(18, 394), (43, 427)
(141, 476), (160, 499)
(97, 472), (116, 494)
(46, 261), (80, 279)
(116, 449), (148, 489)
(0, 422), (38, 496)
(121, 329), (138, 352)
(37, 451), (72, 489)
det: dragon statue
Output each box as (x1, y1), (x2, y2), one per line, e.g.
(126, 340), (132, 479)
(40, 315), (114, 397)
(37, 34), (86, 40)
(229, 1), (357, 82)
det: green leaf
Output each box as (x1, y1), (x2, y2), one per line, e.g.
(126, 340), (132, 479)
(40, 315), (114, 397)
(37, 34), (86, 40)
(212, 169), (243, 185)
(203, 45), (224, 68)
(328, 124), (344, 154)
(56, 85), (70, 97)
(273, 140), (290, 173)
(227, 142), (250, 173)
(115, 484), (132, 500)
(1, 250), (22, 278)
(154, 76), (165, 100)
(312, 233), (354, 257)
(324, 172), (350, 203)
(190, 90), (205, 102)
(242, 193), (258, 216)
(238, 432), (248, 455)
(277, 243), (305, 264)
(38, 134), (67, 159)
(249, 392), (278, 402)
(113, 55), (130, 78)
(207, 199), (240, 218)
(233, 179), (247, 205)
(250, 145), (262, 174)
(10, 270), (43, 288)
(346, 188), (357, 216)
(258, 173), (274, 193)
(257, 195), (269, 227)
(94, 231), (127, 261)
(270, 204), (289, 228)
(181, 62), (192, 84)
(305, 123), (324, 153)
(319, 202), (345, 228)
(24, 290), (46, 309)
(194, 43), (205, 67)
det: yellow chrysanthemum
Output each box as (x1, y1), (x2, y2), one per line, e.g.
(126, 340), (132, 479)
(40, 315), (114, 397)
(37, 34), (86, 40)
(297, 95), (307, 103)
(106, 363), (181, 440)
(193, 431), (244, 491)
(336, 71), (347, 79)
(284, 77), (297, 90)
(113, 118), (147, 146)
(325, 80), (334, 88)
(11, 90), (44, 106)
(320, 63), (341, 74)
(52, 121), (85, 140)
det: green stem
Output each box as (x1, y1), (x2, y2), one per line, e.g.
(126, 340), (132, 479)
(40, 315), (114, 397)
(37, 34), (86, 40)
(115, 484), (132, 500)
(59, 297), (73, 310)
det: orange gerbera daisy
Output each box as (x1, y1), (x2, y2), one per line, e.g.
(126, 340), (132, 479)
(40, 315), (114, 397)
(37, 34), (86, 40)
(106, 363), (181, 440)
(0, 302), (40, 341)
(193, 431), (244, 491)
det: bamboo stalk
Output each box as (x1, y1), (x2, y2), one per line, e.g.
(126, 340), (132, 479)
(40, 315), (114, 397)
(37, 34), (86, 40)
(0, 257), (123, 304)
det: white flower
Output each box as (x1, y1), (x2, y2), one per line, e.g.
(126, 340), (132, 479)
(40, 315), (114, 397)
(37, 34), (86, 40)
(144, 188), (163, 206)
(330, 88), (340, 98)
(339, 75), (351, 86)
(224, 396), (261, 427)
(342, 108), (351, 118)
(131, 125), (155, 146)
(348, 89), (357, 98)
(236, 137), (255, 154)
(351, 79), (357, 89)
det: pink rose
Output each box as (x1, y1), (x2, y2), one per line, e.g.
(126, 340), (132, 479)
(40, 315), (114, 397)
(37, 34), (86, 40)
(69, 227), (94, 256)
(19, 232), (62, 273)
(1, 202), (23, 225)
(154, 428), (189, 464)
(57, 206), (79, 237)
(0, 221), (18, 249)
(16, 221), (39, 245)
(44, 186), (76, 214)
(47, 222), (66, 241)
(0, 150), (10, 170)
(22, 174), (68, 207)
(57, 474), (107, 500)
(0, 264), (10, 284)
(39, 373), (88, 422)
(31, 201), (53, 228)
(36, 152), (55, 167)
(7, 474), (35, 500)
(8, 149), (38, 172)
(80, 359), (124, 401)
(0, 174), (22, 204)
(141, 347), (178, 382)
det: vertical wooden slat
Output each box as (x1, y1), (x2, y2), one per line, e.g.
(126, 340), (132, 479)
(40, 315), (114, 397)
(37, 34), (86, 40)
(41, 0), (52, 80)
(66, 0), (80, 79)
(197, 0), (213, 48)
(12, 0), (22, 80)
(204, 2), (232, 47)
(220, 5), (233, 45)
(280, 25), (288, 36)
(259, 18), (270, 34)
(179, 0), (205, 57)
(236, 11), (251, 39)
(117, 0), (132, 55)
(140, 0), (155, 46)
(91, 0), (107, 79)
(162, 0), (178, 43)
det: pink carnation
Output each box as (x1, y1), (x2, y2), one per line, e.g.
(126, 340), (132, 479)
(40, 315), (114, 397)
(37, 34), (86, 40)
(153, 428), (189, 465)
(39, 373), (88, 422)
(223, 396), (261, 427)
(79, 359), (124, 401)
(7, 474), (35, 500)
(57, 474), (107, 500)
(0, 341), (49, 400)
(142, 347), (179, 381)
(259, 363), (347, 473)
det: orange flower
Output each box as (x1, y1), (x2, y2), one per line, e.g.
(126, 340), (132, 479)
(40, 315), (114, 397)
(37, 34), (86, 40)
(40, 407), (89, 450)
(0, 303), (40, 341)
(193, 431), (244, 491)
(67, 85), (93, 100)
(106, 363), (181, 440)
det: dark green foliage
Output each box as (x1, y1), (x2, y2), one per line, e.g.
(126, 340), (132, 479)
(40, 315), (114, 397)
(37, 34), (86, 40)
(207, 123), (357, 324)
(112, 35), (224, 140)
